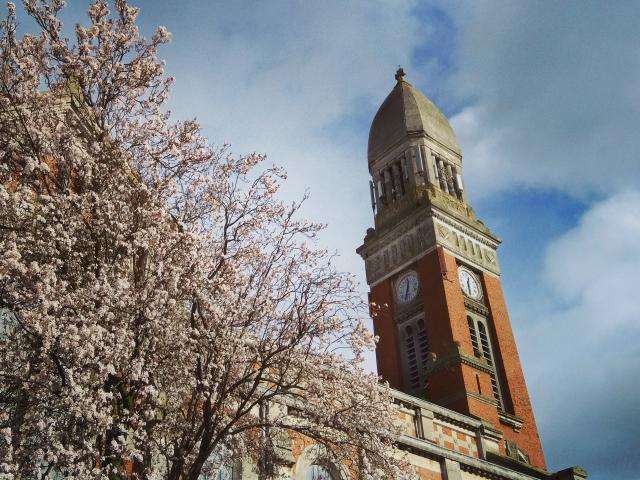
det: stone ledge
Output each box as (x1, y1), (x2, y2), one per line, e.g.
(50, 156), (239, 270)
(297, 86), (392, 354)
(485, 451), (549, 479)
(499, 411), (524, 433)
(424, 342), (495, 377)
(551, 467), (588, 480)
(400, 435), (543, 480)
(390, 389), (484, 431)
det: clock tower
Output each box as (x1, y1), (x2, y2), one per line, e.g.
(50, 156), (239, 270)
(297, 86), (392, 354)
(357, 69), (547, 469)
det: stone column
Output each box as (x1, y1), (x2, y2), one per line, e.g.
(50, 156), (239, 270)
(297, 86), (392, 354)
(383, 168), (393, 203)
(369, 180), (377, 213)
(441, 458), (463, 480)
(402, 152), (416, 191)
(446, 163), (456, 196)
(437, 159), (448, 193)
(413, 145), (424, 186)
(451, 166), (462, 199)
(374, 176), (384, 207)
(418, 408), (435, 442)
(477, 420), (502, 460)
(423, 147), (437, 187)
(391, 162), (403, 197)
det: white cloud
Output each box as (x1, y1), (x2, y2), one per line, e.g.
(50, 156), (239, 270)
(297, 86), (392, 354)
(445, 1), (640, 199)
(156, 0), (425, 286)
(23, 2), (640, 476)
(438, 3), (640, 475)
(519, 190), (640, 476)
(544, 190), (640, 324)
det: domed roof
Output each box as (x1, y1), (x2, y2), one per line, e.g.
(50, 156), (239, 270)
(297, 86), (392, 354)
(368, 69), (461, 166)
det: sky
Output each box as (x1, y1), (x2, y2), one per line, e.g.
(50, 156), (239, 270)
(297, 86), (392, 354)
(11, 1), (640, 478)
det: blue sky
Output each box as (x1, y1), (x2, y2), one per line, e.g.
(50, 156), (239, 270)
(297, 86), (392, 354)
(11, 1), (640, 478)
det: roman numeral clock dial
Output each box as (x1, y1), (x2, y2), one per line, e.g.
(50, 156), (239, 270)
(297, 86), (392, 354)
(396, 272), (419, 304)
(458, 267), (481, 300)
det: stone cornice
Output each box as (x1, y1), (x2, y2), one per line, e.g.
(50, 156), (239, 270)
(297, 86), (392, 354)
(358, 188), (500, 252)
(358, 187), (503, 285)
(499, 411), (525, 433)
(357, 200), (430, 255)
(430, 206), (500, 248)
(434, 390), (499, 412)
(479, 420), (504, 442)
(398, 435), (544, 480)
(395, 302), (425, 323)
(390, 389), (483, 431)
(465, 298), (490, 316)
(369, 130), (462, 168)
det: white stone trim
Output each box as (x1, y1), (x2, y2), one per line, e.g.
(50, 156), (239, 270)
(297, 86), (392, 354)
(292, 444), (349, 480)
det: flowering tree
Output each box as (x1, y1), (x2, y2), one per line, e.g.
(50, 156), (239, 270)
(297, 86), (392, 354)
(0, 2), (413, 479)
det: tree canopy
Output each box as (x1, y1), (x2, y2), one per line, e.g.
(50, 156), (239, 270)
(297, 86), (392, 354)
(0, 2), (413, 479)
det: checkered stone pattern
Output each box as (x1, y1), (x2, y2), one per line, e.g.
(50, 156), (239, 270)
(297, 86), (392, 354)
(433, 421), (479, 458)
(398, 407), (418, 437)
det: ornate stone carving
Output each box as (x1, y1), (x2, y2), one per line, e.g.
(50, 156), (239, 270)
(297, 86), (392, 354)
(433, 215), (501, 275)
(437, 224), (451, 239)
(360, 197), (501, 283)
(431, 209), (498, 248)
(484, 250), (496, 264)
(363, 217), (436, 284)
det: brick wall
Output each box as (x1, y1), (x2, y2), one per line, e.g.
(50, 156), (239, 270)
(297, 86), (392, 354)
(370, 247), (546, 470)
(370, 280), (403, 389)
(482, 272), (546, 469)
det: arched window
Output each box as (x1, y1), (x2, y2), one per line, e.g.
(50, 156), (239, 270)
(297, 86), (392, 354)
(199, 452), (234, 480)
(400, 316), (430, 395)
(294, 445), (346, 480)
(404, 324), (418, 390)
(467, 316), (480, 357)
(199, 464), (233, 480)
(467, 315), (504, 410)
(305, 464), (335, 480)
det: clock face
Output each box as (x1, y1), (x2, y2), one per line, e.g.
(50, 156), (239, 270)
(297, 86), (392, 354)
(458, 268), (481, 299)
(396, 273), (419, 304)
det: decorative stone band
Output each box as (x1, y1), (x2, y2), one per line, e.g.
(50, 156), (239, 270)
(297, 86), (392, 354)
(464, 298), (490, 316)
(395, 301), (427, 323)
(391, 389), (485, 432)
(360, 215), (437, 286)
(432, 211), (500, 275)
(358, 194), (501, 286)
(399, 435), (543, 480)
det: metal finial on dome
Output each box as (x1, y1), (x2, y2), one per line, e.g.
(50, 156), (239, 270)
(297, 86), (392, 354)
(368, 68), (461, 165)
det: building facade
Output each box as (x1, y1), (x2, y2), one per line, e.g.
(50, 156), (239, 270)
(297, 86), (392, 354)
(352, 69), (584, 480)
(1, 70), (585, 480)
(223, 70), (587, 480)
(357, 66), (544, 469)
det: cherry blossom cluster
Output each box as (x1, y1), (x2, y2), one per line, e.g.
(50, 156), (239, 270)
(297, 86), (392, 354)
(0, 2), (416, 479)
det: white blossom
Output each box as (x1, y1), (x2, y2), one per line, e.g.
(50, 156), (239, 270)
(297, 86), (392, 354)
(0, 2), (415, 479)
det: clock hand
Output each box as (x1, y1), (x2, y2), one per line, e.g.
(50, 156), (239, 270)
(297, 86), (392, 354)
(404, 282), (410, 300)
(467, 278), (471, 293)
